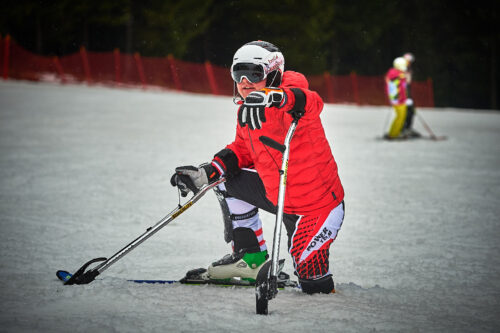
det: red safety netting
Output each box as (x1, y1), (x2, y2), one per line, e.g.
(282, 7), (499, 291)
(59, 52), (86, 83)
(0, 35), (3, 72)
(307, 74), (330, 103)
(308, 74), (357, 104)
(1, 36), (435, 107)
(169, 58), (211, 94)
(357, 75), (387, 106)
(86, 51), (116, 84)
(411, 80), (434, 107)
(118, 53), (142, 86)
(8, 41), (58, 81)
(209, 63), (233, 96)
(141, 55), (176, 89)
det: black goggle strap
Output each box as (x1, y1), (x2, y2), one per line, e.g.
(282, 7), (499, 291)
(266, 70), (280, 87)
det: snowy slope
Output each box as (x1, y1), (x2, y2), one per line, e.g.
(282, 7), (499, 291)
(0, 80), (499, 332)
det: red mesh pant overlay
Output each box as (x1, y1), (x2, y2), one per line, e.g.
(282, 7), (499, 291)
(289, 203), (344, 280)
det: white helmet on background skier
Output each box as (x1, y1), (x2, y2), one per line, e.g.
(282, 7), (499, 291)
(393, 57), (408, 72)
(231, 41), (285, 89)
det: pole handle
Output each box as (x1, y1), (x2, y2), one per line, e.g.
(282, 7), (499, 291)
(259, 136), (285, 153)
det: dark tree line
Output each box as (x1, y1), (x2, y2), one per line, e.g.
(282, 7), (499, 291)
(1, 0), (498, 109)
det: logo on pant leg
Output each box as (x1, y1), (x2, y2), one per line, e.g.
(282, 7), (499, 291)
(306, 227), (333, 252)
(298, 227), (334, 263)
(295, 205), (344, 264)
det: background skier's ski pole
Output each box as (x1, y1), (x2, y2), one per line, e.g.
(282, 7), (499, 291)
(416, 112), (446, 140)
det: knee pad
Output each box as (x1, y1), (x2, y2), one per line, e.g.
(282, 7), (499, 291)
(299, 275), (335, 294)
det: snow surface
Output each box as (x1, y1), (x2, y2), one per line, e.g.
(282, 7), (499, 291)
(0, 80), (499, 333)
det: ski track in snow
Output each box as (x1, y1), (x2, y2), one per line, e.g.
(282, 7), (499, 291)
(1, 80), (499, 332)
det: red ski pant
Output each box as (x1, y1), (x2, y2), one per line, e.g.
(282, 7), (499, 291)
(224, 169), (345, 280)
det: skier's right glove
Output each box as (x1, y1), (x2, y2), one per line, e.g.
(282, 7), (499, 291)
(170, 163), (220, 197)
(238, 88), (285, 130)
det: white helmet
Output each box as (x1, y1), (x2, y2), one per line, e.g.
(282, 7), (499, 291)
(393, 57), (408, 71)
(231, 41), (284, 87)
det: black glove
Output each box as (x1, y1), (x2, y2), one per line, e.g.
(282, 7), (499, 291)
(170, 163), (220, 197)
(238, 88), (285, 130)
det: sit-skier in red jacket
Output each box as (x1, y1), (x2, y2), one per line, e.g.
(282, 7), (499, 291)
(171, 41), (345, 294)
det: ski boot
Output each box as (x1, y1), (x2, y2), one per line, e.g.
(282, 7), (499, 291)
(207, 249), (268, 283)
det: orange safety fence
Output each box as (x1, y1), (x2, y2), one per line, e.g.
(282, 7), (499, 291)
(1, 35), (434, 107)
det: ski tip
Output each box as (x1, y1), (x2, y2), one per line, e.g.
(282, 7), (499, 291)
(56, 270), (72, 282)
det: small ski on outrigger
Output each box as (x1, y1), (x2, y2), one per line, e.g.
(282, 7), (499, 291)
(56, 178), (226, 286)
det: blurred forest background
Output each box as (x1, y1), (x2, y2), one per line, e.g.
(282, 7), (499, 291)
(1, 0), (498, 110)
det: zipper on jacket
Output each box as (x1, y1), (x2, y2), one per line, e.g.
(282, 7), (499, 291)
(247, 126), (256, 155)
(247, 125), (280, 173)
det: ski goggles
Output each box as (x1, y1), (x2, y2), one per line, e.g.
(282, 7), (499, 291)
(231, 63), (266, 83)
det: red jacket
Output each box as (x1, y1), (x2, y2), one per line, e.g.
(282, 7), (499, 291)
(226, 71), (344, 215)
(385, 68), (408, 105)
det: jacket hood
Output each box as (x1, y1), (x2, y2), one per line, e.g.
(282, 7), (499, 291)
(281, 71), (309, 90)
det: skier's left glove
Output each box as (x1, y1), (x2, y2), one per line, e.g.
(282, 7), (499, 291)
(170, 163), (220, 197)
(238, 88), (285, 130)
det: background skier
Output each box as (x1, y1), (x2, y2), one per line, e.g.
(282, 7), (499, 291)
(384, 57), (409, 139)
